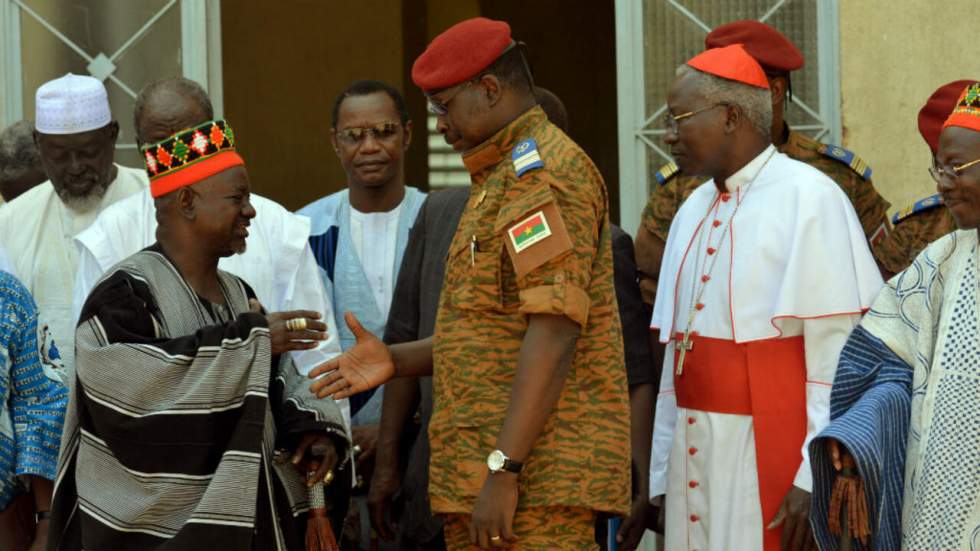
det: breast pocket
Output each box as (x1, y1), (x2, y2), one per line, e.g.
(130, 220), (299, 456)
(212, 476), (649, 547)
(448, 235), (503, 312)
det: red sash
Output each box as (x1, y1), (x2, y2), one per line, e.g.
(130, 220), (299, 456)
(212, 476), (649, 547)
(674, 333), (807, 551)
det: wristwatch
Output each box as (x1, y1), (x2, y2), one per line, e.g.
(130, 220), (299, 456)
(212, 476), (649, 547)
(487, 449), (524, 474)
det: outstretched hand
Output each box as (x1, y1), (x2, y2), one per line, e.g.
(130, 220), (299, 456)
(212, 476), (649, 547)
(769, 486), (817, 551)
(309, 311), (394, 399)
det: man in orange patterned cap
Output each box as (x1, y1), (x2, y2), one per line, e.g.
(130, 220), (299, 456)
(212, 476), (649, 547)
(309, 16), (630, 551)
(47, 120), (352, 551)
(872, 80), (973, 277)
(648, 44), (881, 551)
(810, 82), (980, 549)
(635, 21), (891, 307)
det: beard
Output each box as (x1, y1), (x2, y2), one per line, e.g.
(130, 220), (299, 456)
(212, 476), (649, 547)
(56, 179), (110, 213)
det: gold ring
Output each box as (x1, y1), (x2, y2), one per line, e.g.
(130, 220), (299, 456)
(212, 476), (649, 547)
(287, 318), (308, 331)
(323, 470), (334, 485)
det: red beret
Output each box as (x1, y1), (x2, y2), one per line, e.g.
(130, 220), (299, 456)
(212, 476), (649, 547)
(412, 17), (512, 92)
(687, 44), (769, 89)
(918, 80), (978, 153)
(705, 20), (803, 73)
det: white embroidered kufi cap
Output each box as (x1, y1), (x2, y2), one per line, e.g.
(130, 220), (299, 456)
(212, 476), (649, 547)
(35, 73), (111, 135)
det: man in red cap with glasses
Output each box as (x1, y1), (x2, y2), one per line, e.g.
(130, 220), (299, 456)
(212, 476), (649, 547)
(809, 81), (980, 550)
(307, 16), (630, 551)
(647, 44), (881, 551)
(635, 20), (892, 308)
(873, 81), (970, 278)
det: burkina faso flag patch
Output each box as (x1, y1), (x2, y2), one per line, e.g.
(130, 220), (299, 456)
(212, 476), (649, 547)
(508, 210), (552, 253)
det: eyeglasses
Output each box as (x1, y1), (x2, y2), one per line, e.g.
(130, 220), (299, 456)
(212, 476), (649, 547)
(928, 157), (980, 184)
(663, 103), (728, 134)
(335, 121), (401, 145)
(426, 80), (477, 116)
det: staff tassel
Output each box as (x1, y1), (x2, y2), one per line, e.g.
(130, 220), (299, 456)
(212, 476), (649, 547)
(306, 460), (339, 551)
(828, 454), (870, 549)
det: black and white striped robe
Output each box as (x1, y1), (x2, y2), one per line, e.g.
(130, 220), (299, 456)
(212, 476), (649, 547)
(48, 246), (350, 550)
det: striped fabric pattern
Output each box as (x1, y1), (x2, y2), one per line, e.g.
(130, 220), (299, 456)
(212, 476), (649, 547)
(809, 326), (912, 551)
(49, 248), (350, 550)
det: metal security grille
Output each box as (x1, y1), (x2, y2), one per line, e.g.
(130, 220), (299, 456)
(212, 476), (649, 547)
(614, 0), (840, 234)
(1, 0), (220, 168)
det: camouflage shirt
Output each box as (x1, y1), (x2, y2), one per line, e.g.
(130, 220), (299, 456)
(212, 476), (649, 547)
(428, 107), (630, 516)
(874, 193), (957, 277)
(637, 129), (892, 302)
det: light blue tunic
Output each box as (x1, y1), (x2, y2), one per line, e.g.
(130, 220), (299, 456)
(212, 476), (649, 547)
(298, 187), (426, 424)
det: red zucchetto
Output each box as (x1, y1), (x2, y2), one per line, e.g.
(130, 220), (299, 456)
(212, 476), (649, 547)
(412, 17), (513, 92)
(686, 44), (770, 89)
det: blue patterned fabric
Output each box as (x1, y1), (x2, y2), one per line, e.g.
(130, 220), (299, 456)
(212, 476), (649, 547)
(809, 326), (913, 551)
(0, 270), (68, 510)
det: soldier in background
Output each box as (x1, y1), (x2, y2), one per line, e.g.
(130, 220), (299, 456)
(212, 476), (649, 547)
(634, 20), (891, 304)
(873, 80), (970, 278)
(0, 121), (46, 203)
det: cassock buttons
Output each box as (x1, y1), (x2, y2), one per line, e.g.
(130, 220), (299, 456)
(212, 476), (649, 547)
(690, 514), (700, 522)
(687, 417), (696, 425)
(688, 447), (697, 455)
(712, 220), (721, 227)
(689, 480), (699, 488)
(707, 247), (716, 255)
(695, 303), (704, 311)
(701, 275), (711, 283)
(721, 193), (731, 202)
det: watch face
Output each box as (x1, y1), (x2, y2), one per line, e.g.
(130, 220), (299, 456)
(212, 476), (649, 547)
(487, 450), (505, 471)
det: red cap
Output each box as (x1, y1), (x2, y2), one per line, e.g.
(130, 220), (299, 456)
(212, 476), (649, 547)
(942, 82), (980, 135)
(686, 44), (769, 89)
(705, 20), (803, 73)
(918, 80), (978, 153)
(412, 18), (512, 92)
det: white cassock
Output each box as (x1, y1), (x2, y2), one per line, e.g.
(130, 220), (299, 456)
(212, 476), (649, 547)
(649, 145), (882, 551)
(71, 187), (351, 431)
(0, 164), (147, 370)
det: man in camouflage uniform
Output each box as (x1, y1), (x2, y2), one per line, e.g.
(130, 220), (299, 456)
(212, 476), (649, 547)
(873, 80), (970, 277)
(310, 17), (630, 551)
(635, 20), (891, 303)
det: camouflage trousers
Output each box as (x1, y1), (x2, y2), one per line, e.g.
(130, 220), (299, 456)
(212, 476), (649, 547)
(442, 506), (597, 550)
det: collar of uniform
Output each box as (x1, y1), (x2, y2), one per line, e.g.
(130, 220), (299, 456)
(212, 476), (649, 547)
(462, 105), (547, 175)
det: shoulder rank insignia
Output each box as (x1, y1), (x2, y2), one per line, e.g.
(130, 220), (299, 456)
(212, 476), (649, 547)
(655, 161), (679, 186)
(818, 143), (873, 180)
(512, 139), (544, 178)
(891, 193), (944, 225)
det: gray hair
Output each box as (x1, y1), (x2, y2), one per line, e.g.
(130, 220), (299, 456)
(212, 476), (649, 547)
(133, 77), (213, 143)
(0, 120), (42, 183)
(675, 65), (772, 138)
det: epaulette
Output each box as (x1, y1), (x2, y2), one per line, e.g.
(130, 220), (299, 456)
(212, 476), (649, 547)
(654, 161), (679, 186)
(817, 144), (873, 180)
(891, 194), (944, 225)
(512, 138), (544, 178)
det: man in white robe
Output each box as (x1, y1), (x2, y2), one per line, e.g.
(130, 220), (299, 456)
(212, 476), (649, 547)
(811, 82), (980, 550)
(0, 74), (147, 371)
(648, 45), (881, 551)
(71, 77), (349, 425)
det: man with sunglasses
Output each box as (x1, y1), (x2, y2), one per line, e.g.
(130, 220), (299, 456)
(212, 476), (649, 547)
(299, 79), (425, 550)
(635, 20), (892, 310)
(873, 81), (969, 278)
(308, 17), (631, 551)
(809, 81), (980, 550)
(647, 45), (881, 551)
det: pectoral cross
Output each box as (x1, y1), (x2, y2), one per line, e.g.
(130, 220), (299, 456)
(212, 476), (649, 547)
(676, 330), (694, 376)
